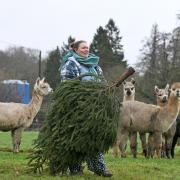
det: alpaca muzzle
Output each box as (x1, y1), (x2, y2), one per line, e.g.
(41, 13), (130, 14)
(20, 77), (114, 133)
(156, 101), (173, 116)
(162, 96), (167, 103)
(126, 90), (131, 96)
(176, 90), (180, 97)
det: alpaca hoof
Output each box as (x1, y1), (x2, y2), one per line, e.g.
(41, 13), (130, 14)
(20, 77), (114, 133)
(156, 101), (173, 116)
(161, 151), (167, 158)
(143, 149), (147, 157)
(113, 153), (119, 157)
(13, 149), (19, 153)
(121, 154), (126, 158)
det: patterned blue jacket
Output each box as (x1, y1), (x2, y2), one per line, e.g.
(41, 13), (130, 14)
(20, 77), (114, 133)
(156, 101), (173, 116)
(60, 56), (103, 81)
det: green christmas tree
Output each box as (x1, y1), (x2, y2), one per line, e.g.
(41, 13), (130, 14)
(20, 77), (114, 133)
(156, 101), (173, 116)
(28, 67), (135, 175)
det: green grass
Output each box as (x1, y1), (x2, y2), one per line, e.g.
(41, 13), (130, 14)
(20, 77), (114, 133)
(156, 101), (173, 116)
(0, 131), (179, 180)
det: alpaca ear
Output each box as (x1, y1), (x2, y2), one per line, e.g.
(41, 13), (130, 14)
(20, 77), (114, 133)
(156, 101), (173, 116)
(41, 77), (45, 82)
(168, 89), (171, 94)
(123, 80), (126, 85)
(154, 85), (159, 93)
(36, 77), (40, 85)
(131, 78), (135, 84)
(165, 84), (169, 92)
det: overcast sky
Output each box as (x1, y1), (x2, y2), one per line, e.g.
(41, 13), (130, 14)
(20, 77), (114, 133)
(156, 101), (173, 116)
(0, 0), (179, 65)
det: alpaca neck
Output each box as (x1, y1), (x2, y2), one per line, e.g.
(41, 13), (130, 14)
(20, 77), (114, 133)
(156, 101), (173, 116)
(160, 96), (180, 131)
(157, 99), (167, 107)
(123, 95), (134, 102)
(167, 96), (180, 116)
(28, 90), (43, 121)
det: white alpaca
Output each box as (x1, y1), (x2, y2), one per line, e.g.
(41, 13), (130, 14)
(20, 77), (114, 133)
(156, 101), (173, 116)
(0, 77), (53, 152)
(118, 82), (180, 158)
(113, 78), (135, 156)
(123, 78), (135, 101)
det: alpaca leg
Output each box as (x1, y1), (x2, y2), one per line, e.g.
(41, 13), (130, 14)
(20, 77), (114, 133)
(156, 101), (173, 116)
(139, 133), (147, 157)
(153, 132), (162, 158)
(118, 129), (129, 158)
(161, 135), (166, 158)
(166, 136), (173, 159)
(11, 127), (24, 153)
(113, 128), (122, 157)
(171, 136), (178, 158)
(147, 133), (154, 158)
(130, 132), (137, 158)
(113, 143), (119, 157)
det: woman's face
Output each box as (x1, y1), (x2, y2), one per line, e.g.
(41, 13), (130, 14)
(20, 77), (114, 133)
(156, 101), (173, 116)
(75, 42), (89, 58)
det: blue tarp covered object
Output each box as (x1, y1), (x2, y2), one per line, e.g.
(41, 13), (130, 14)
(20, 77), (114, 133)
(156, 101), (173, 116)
(1, 80), (30, 104)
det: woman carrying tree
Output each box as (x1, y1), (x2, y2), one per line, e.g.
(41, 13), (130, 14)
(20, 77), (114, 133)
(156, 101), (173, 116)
(60, 40), (113, 177)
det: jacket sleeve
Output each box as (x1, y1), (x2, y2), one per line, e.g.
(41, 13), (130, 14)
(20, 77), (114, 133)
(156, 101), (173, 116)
(95, 66), (103, 76)
(95, 66), (107, 82)
(60, 60), (79, 81)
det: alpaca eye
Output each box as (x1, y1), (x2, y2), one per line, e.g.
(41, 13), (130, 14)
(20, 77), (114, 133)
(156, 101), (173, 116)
(131, 88), (134, 90)
(172, 88), (175, 91)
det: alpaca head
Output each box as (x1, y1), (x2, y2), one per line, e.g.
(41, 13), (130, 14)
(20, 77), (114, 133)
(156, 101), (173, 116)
(34, 77), (53, 96)
(155, 84), (169, 104)
(123, 78), (135, 98)
(169, 82), (180, 99)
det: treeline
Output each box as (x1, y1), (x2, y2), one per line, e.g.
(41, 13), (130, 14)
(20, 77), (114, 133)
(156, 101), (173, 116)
(135, 23), (180, 103)
(0, 46), (44, 91)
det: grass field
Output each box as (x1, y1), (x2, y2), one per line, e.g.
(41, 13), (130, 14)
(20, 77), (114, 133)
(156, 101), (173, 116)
(0, 131), (179, 180)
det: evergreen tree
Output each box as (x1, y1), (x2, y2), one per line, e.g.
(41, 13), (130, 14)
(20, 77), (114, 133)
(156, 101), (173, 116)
(105, 19), (125, 65)
(157, 32), (171, 83)
(90, 19), (126, 82)
(135, 24), (161, 103)
(28, 78), (121, 175)
(169, 26), (180, 82)
(44, 46), (61, 89)
(90, 26), (113, 68)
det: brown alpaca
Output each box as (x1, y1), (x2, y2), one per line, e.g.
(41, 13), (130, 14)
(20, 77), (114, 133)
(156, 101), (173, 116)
(118, 82), (180, 158)
(154, 84), (176, 158)
(0, 77), (53, 152)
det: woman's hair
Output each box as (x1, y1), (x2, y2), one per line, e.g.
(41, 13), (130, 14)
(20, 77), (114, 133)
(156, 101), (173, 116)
(70, 40), (87, 51)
